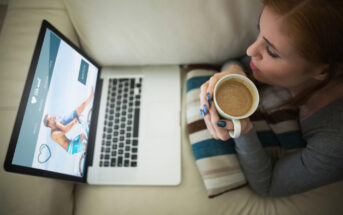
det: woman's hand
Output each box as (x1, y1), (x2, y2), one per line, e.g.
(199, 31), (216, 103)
(199, 64), (253, 141)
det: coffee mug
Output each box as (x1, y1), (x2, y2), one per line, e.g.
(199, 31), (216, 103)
(213, 74), (259, 138)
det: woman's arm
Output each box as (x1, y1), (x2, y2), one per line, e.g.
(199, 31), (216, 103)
(234, 114), (343, 197)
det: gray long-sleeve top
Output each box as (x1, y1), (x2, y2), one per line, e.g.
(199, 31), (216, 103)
(234, 97), (343, 197)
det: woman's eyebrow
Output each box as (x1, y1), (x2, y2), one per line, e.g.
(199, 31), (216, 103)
(258, 12), (280, 53)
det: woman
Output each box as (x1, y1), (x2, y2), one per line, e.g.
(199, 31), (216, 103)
(200, 0), (343, 197)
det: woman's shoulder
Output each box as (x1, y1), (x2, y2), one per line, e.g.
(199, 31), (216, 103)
(301, 97), (343, 154)
(302, 97), (343, 125)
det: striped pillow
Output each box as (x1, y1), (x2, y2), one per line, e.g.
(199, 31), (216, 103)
(186, 68), (306, 198)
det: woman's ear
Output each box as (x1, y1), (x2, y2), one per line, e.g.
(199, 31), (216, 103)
(313, 64), (329, 81)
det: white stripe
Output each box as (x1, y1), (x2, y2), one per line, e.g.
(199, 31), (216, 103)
(186, 89), (201, 104)
(189, 129), (212, 144)
(270, 120), (300, 133)
(204, 173), (246, 189)
(197, 154), (241, 172)
(253, 120), (270, 132)
(186, 69), (216, 79)
(186, 105), (203, 123)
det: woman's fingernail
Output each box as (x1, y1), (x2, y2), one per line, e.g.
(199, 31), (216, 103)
(200, 109), (205, 116)
(206, 92), (212, 107)
(203, 104), (207, 114)
(217, 121), (226, 128)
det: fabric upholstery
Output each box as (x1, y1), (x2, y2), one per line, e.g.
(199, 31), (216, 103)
(63, 0), (262, 66)
(0, 1), (78, 214)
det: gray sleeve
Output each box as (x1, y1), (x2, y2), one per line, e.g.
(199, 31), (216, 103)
(234, 106), (343, 197)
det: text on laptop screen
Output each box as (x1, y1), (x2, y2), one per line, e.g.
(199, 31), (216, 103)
(11, 29), (99, 177)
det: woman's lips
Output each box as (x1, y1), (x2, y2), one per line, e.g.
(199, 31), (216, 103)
(250, 60), (259, 72)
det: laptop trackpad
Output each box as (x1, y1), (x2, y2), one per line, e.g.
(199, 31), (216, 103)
(146, 102), (178, 137)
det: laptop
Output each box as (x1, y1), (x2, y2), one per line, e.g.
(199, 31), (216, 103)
(4, 20), (181, 185)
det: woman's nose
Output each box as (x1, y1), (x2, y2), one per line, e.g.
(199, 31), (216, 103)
(246, 37), (263, 60)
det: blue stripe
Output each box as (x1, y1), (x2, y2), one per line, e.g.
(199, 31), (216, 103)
(186, 76), (211, 92)
(256, 131), (281, 148)
(277, 131), (306, 150)
(191, 131), (306, 161)
(192, 138), (236, 160)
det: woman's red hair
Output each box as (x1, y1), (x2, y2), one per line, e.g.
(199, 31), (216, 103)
(262, 0), (343, 106)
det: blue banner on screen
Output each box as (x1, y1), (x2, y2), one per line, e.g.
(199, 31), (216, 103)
(78, 59), (89, 85)
(12, 29), (99, 177)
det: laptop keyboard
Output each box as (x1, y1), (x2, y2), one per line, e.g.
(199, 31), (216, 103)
(99, 78), (142, 168)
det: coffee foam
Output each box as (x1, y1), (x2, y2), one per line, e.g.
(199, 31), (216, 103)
(215, 78), (255, 117)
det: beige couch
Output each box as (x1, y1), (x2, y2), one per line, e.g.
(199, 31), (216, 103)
(1, 0), (343, 214)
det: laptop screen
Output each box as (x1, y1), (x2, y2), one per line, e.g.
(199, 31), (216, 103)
(9, 26), (99, 178)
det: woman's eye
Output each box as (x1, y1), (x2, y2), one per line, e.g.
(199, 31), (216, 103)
(266, 46), (280, 58)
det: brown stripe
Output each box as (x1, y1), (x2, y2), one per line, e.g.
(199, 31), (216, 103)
(208, 183), (247, 198)
(186, 109), (298, 134)
(187, 119), (207, 134)
(181, 64), (221, 72)
(251, 109), (298, 124)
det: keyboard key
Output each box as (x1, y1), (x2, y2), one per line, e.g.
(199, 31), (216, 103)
(111, 158), (116, 167)
(118, 157), (123, 167)
(131, 162), (137, 167)
(132, 140), (138, 146)
(111, 151), (117, 156)
(133, 108), (140, 137)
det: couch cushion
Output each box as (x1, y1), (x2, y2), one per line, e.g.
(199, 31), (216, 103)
(64, 0), (262, 66)
(0, 1), (79, 215)
(8, 0), (65, 10)
(0, 111), (75, 215)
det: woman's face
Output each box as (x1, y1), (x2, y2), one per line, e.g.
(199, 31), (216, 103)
(246, 6), (323, 92)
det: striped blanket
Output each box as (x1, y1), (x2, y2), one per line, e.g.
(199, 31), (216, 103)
(186, 68), (307, 198)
